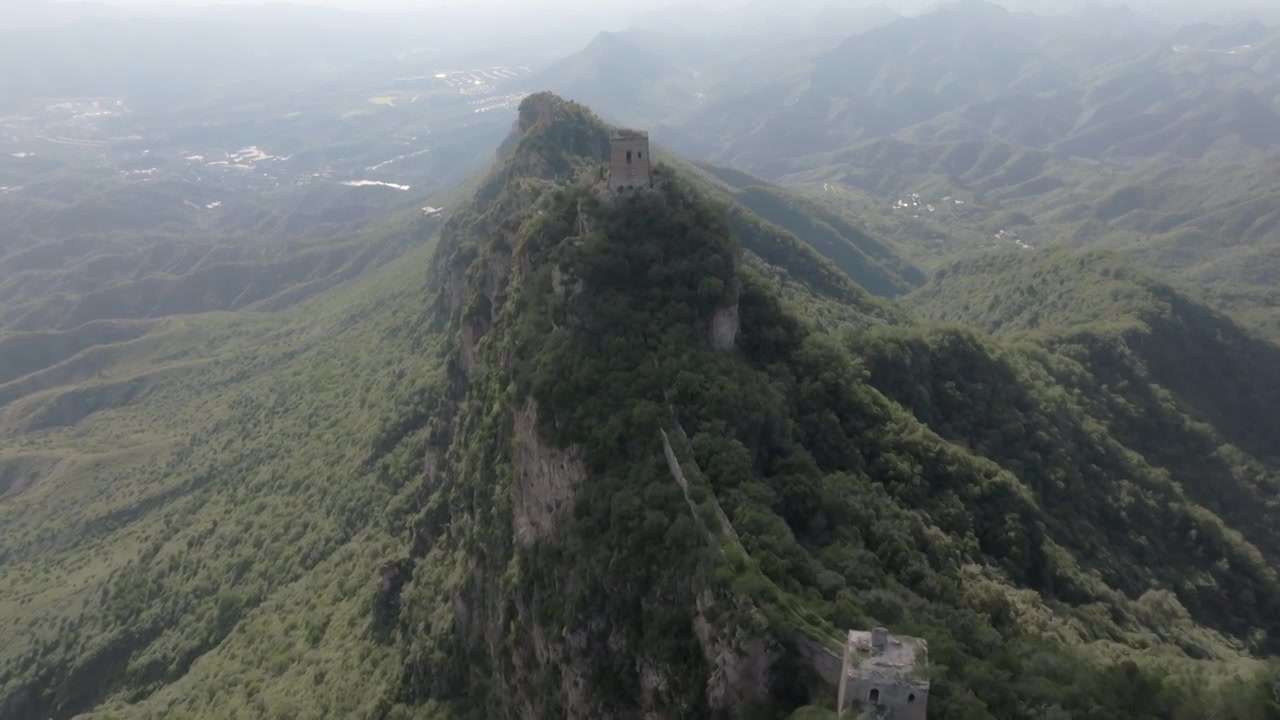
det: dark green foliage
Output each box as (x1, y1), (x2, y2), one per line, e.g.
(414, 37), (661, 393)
(857, 324), (1280, 645)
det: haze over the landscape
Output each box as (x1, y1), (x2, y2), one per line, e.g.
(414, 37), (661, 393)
(4, 0), (1280, 718)
(29, 0), (1280, 21)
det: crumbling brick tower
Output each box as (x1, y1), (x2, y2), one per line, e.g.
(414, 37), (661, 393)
(607, 129), (652, 191)
(838, 627), (929, 719)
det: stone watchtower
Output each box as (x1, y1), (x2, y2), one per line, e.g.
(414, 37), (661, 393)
(837, 627), (929, 720)
(607, 129), (652, 191)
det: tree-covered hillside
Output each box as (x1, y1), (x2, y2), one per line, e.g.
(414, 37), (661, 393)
(4, 92), (1280, 720)
(375, 94), (1280, 718)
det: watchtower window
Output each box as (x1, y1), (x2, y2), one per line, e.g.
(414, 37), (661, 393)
(626, 150), (632, 163)
(908, 693), (916, 703)
(638, 151), (643, 159)
(869, 689), (880, 703)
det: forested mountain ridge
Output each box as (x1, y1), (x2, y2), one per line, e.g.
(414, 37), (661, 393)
(4, 91), (1280, 719)
(687, 1), (1280, 171)
(372, 93), (1280, 717)
(907, 248), (1280, 465)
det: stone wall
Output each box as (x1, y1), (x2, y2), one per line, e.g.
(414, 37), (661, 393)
(843, 678), (928, 720)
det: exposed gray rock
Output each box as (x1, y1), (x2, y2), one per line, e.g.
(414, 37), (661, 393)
(694, 588), (778, 713)
(710, 301), (739, 351)
(512, 397), (586, 545)
(551, 264), (582, 300)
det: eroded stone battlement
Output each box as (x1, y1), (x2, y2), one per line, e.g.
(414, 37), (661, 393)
(838, 627), (929, 719)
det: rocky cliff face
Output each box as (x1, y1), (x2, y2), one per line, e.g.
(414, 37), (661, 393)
(512, 398), (585, 545)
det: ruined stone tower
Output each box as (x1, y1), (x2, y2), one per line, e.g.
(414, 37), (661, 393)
(837, 627), (929, 720)
(607, 129), (652, 191)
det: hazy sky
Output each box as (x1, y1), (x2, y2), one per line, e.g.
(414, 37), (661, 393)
(83, 0), (667, 8)
(91, 0), (415, 5)
(69, 0), (941, 11)
(60, 0), (1280, 24)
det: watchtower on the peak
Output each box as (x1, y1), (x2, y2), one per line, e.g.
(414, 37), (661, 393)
(608, 129), (652, 191)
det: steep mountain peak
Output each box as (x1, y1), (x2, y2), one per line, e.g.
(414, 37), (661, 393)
(515, 90), (598, 136)
(543, 29), (673, 74)
(514, 32), (695, 127)
(486, 92), (612, 187)
(583, 28), (653, 54)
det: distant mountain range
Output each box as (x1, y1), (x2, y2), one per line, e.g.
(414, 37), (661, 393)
(689, 2), (1280, 166)
(524, 0), (1280, 337)
(539, 2), (1280, 166)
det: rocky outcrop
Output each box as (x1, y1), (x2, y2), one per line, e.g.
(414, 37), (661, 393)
(458, 246), (512, 373)
(709, 250), (743, 352)
(710, 301), (739, 351)
(694, 588), (778, 713)
(516, 616), (602, 720)
(551, 264), (582, 300)
(512, 398), (586, 546)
